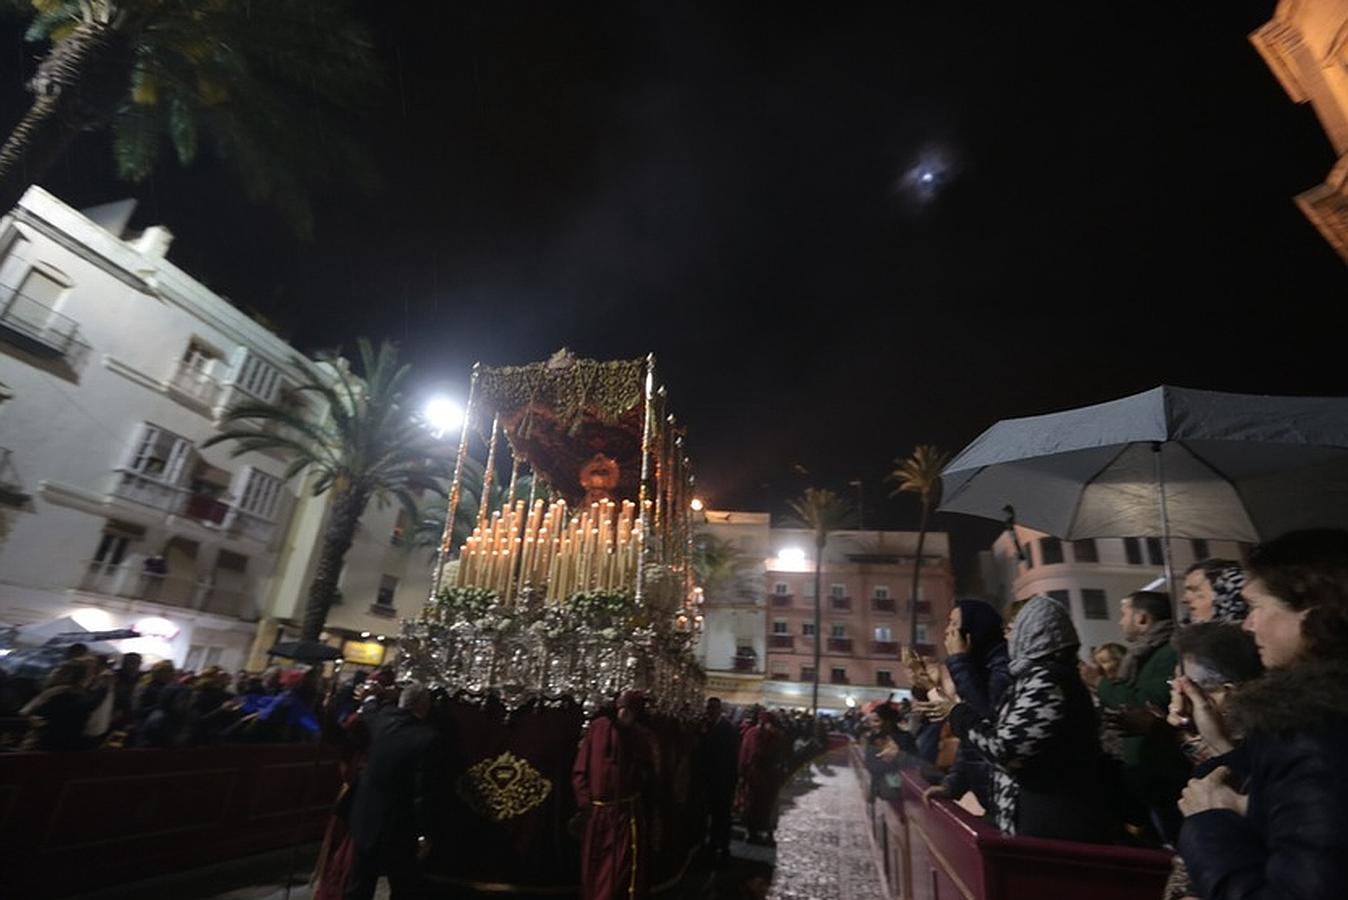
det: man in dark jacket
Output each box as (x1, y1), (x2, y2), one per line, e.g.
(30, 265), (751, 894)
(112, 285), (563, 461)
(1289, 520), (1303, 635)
(1088, 590), (1188, 839)
(346, 680), (441, 900)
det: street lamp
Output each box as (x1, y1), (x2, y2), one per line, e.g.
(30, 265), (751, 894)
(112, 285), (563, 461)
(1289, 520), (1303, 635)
(423, 396), (464, 438)
(690, 498), (705, 512)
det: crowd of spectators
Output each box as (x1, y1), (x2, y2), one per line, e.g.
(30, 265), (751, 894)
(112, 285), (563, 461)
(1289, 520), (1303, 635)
(0, 647), (383, 752)
(850, 528), (1348, 900)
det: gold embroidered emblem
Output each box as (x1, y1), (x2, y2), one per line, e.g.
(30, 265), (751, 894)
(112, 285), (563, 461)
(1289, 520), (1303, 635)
(457, 751), (553, 821)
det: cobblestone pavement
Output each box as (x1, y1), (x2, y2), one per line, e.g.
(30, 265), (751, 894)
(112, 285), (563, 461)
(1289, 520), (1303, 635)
(767, 753), (886, 900)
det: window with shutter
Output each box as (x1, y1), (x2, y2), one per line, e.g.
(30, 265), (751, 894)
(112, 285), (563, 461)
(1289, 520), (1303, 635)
(125, 423), (193, 483)
(232, 466), (283, 520)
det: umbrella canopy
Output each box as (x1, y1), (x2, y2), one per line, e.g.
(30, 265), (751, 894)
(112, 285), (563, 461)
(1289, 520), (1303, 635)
(12, 616), (90, 647)
(940, 386), (1348, 543)
(267, 639), (342, 664)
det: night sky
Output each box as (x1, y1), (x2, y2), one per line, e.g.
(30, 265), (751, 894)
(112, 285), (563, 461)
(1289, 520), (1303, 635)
(4, 2), (1345, 584)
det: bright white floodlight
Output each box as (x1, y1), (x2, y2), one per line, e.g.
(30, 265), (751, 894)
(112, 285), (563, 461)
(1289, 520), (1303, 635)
(778, 547), (806, 565)
(423, 396), (464, 437)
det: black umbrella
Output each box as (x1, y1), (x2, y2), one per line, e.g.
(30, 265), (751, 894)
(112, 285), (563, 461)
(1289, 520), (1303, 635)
(266, 639), (342, 664)
(44, 629), (141, 645)
(941, 385), (1348, 596)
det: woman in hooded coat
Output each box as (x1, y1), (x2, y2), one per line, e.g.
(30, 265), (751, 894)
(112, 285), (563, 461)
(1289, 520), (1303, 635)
(921, 599), (1012, 811)
(1183, 559), (1249, 626)
(938, 594), (1114, 841)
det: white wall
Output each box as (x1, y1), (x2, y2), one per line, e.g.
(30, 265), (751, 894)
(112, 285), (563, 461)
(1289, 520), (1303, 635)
(991, 526), (1246, 655)
(0, 188), (430, 664)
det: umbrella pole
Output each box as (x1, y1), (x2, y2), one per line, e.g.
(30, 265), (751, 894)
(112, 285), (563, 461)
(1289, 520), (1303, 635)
(1152, 443), (1177, 607)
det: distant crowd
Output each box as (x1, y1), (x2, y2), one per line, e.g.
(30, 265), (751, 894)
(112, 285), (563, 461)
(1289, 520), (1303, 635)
(0, 649), (365, 751)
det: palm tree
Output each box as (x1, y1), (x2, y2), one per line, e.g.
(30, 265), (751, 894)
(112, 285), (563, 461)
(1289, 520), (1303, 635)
(786, 488), (855, 717)
(692, 532), (761, 607)
(887, 445), (951, 649)
(0, 0), (381, 234)
(203, 339), (445, 641)
(407, 460), (545, 564)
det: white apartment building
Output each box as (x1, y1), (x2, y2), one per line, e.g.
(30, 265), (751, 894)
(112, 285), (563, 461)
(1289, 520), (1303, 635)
(0, 187), (429, 673)
(983, 525), (1246, 653)
(695, 509), (771, 706)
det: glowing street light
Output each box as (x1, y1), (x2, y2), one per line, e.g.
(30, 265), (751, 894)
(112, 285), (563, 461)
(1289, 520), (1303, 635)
(423, 396), (463, 438)
(690, 498), (705, 512)
(778, 547), (806, 565)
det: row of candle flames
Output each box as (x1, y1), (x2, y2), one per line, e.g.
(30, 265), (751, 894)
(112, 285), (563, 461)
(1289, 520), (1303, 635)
(454, 497), (648, 603)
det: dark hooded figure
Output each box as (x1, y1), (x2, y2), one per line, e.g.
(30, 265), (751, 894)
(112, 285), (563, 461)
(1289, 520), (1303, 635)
(926, 598), (1011, 810)
(698, 697), (740, 858)
(738, 710), (789, 843)
(945, 594), (1115, 841)
(572, 690), (657, 900)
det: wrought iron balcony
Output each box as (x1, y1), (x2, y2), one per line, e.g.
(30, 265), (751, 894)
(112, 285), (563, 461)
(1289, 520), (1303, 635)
(826, 637), (853, 654)
(770, 593), (793, 608)
(0, 283), (80, 357)
(168, 361), (224, 408)
(183, 492), (230, 526)
(871, 640), (899, 656)
(872, 597), (896, 612)
(829, 673), (850, 685)
(113, 470), (190, 514)
(0, 448), (29, 506)
(829, 595), (852, 611)
(769, 634), (794, 650)
(76, 559), (242, 613)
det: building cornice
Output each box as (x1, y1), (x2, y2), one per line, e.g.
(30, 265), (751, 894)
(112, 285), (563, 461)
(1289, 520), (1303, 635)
(11, 188), (310, 379)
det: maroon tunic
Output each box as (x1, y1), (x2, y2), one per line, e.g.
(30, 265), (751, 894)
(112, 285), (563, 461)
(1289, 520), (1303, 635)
(572, 716), (655, 900)
(738, 723), (787, 834)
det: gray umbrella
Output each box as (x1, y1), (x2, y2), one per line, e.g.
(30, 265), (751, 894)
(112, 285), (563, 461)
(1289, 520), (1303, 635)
(940, 386), (1348, 589)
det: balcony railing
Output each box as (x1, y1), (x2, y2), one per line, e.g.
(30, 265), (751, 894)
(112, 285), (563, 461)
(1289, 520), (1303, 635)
(826, 637), (853, 654)
(183, 493), (230, 526)
(168, 361), (224, 408)
(770, 594), (793, 608)
(915, 600), (932, 616)
(914, 642), (937, 656)
(732, 656), (756, 672)
(0, 283), (80, 357)
(110, 470), (275, 542)
(769, 634), (794, 650)
(368, 602), (397, 619)
(0, 447), (28, 505)
(872, 597), (896, 612)
(830, 673), (850, 685)
(78, 560), (198, 609)
(829, 595), (852, 611)
(877, 674), (895, 687)
(872, 640), (899, 656)
(113, 470), (191, 513)
(226, 507), (276, 544)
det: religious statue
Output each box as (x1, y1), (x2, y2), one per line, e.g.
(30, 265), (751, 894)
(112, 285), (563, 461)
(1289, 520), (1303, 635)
(579, 453), (620, 507)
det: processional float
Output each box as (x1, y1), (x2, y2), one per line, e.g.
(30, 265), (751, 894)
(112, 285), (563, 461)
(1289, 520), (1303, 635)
(399, 348), (706, 717)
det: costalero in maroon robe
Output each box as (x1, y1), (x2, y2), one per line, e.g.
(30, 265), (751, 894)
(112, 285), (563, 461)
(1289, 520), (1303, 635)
(572, 711), (656, 900)
(737, 716), (787, 838)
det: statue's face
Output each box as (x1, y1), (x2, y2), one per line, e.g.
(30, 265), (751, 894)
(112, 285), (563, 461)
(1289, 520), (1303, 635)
(580, 455), (619, 490)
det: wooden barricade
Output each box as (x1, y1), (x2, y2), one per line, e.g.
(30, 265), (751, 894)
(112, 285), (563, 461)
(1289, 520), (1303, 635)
(849, 741), (1173, 900)
(0, 743), (341, 898)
